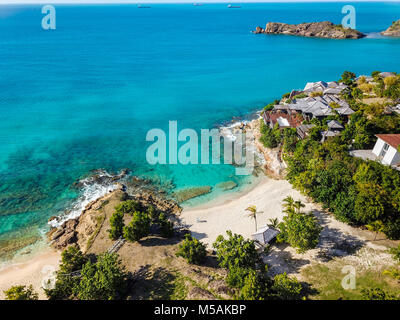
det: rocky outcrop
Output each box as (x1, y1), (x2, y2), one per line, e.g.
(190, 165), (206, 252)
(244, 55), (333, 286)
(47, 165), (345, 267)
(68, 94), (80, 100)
(249, 118), (287, 179)
(47, 182), (182, 251)
(254, 21), (365, 39)
(215, 181), (238, 191)
(381, 19), (400, 37)
(172, 186), (212, 203)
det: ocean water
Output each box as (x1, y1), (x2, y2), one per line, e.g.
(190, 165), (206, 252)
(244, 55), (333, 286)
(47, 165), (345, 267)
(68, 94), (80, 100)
(0, 2), (399, 260)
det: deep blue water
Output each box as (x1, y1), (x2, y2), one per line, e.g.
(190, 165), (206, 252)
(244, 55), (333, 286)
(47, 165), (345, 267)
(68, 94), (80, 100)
(0, 2), (399, 257)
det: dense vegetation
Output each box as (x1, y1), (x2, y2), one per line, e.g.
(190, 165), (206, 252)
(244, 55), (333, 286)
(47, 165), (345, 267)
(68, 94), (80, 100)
(276, 197), (322, 253)
(44, 246), (127, 300)
(261, 71), (400, 239)
(212, 231), (304, 300)
(3, 285), (38, 300)
(109, 200), (174, 242)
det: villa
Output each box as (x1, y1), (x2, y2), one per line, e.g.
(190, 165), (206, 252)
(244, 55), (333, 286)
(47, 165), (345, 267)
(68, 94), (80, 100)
(372, 134), (400, 166)
(262, 110), (303, 129)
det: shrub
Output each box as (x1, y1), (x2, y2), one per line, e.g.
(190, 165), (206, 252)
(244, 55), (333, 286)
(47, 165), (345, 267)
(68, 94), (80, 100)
(361, 288), (397, 300)
(4, 285), (38, 300)
(109, 210), (124, 240)
(389, 244), (400, 262)
(310, 91), (323, 97)
(238, 269), (266, 300)
(358, 83), (374, 93)
(123, 211), (150, 242)
(176, 234), (207, 264)
(158, 213), (175, 238)
(270, 272), (303, 300)
(115, 200), (141, 215)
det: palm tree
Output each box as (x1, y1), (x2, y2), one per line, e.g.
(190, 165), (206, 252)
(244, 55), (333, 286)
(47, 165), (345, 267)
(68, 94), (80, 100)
(245, 205), (263, 232)
(293, 200), (305, 214)
(282, 196), (295, 216)
(267, 218), (279, 229)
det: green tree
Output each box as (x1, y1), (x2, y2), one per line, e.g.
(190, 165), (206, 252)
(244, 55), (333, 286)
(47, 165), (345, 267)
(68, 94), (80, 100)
(213, 231), (261, 271)
(76, 253), (127, 300)
(238, 269), (266, 300)
(109, 210), (124, 240)
(176, 234), (207, 264)
(341, 71), (356, 86)
(270, 272), (303, 300)
(4, 285), (38, 300)
(45, 246), (87, 300)
(115, 200), (141, 215)
(277, 211), (322, 253)
(158, 213), (175, 238)
(123, 211), (150, 242)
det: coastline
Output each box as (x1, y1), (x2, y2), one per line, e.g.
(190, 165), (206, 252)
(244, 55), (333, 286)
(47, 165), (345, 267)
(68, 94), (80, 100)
(180, 177), (313, 248)
(0, 248), (60, 300)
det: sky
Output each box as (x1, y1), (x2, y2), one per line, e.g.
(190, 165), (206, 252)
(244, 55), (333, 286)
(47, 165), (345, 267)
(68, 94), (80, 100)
(1, 0), (399, 4)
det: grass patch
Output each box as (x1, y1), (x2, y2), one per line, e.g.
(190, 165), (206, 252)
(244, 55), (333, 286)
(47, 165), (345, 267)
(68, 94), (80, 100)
(302, 263), (400, 300)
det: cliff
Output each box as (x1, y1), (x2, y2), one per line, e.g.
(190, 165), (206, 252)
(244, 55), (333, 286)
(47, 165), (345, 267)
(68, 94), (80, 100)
(254, 21), (365, 39)
(381, 19), (400, 37)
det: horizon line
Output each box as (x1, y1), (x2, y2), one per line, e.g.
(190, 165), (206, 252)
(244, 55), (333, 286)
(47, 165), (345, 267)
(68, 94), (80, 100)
(1, 0), (400, 4)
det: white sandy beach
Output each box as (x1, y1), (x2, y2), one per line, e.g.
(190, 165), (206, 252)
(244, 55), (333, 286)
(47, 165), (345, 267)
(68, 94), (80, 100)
(0, 249), (60, 300)
(180, 176), (314, 247)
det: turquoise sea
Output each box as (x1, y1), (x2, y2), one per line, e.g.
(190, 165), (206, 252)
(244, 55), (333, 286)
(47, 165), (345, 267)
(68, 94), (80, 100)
(0, 2), (399, 261)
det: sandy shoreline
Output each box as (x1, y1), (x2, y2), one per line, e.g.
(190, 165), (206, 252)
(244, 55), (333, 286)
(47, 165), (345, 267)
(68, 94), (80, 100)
(0, 248), (61, 300)
(180, 176), (313, 247)
(0, 174), (306, 298)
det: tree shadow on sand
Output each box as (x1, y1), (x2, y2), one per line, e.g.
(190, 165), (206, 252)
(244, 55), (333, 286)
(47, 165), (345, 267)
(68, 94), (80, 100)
(263, 245), (311, 276)
(138, 235), (182, 247)
(313, 210), (365, 262)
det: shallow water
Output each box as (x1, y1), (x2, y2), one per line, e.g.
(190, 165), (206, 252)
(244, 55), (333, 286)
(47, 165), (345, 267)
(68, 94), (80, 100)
(0, 2), (399, 260)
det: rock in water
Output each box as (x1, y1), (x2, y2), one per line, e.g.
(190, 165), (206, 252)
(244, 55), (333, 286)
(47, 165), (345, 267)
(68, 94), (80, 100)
(381, 19), (400, 37)
(253, 21), (365, 39)
(172, 186), (212, 202)
(215, 181), (238, 191)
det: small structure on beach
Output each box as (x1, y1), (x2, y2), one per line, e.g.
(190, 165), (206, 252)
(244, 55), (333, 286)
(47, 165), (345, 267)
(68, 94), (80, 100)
(251, 226), (280, 245)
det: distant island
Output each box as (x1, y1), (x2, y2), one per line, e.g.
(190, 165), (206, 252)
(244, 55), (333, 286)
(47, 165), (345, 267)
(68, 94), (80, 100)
(253, 21), (365, 39)
(381, 19), (400, 37)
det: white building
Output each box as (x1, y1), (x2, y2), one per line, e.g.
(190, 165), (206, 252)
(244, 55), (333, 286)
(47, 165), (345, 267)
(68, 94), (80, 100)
(372, 134), (400, 166)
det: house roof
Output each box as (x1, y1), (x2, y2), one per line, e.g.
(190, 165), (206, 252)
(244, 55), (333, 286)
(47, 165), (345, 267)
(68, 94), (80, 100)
(252, 226), (280, 244)
(297, 124), (315, 139)
(324, 88), (342, 95)
(327, 120), (344, 129)
(376, 134), (400, 150)
(379, 72), (396, 78)
(263, 111), (303, 128)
